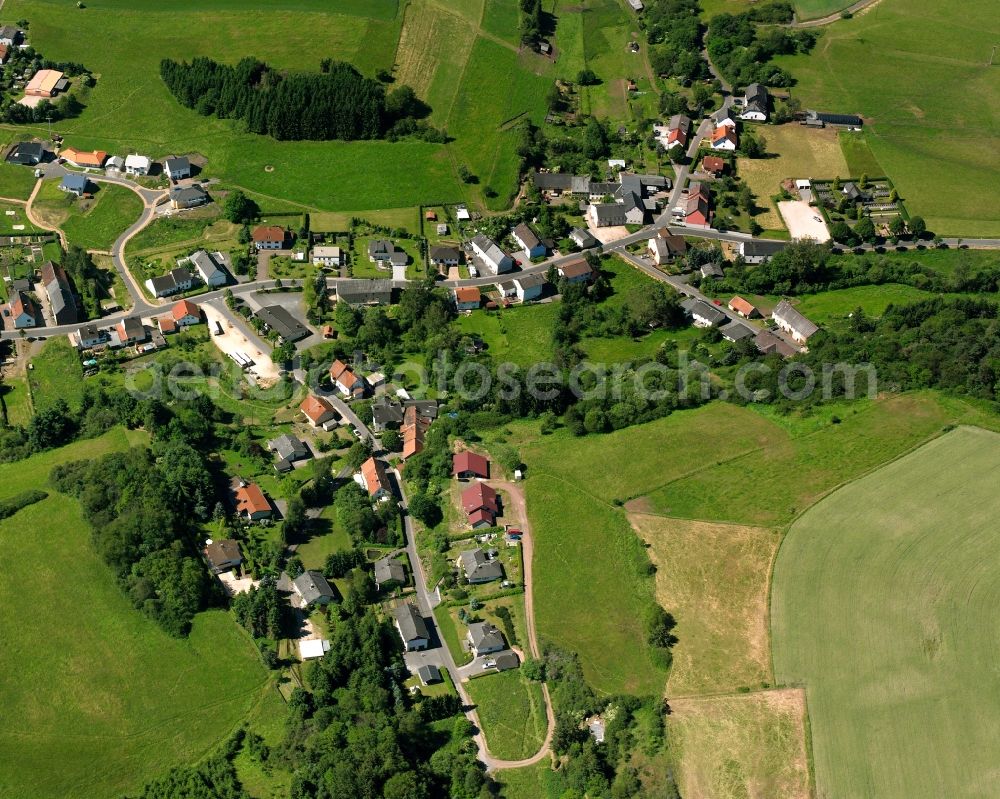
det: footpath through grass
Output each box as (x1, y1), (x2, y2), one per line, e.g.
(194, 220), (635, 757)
(0, 428), (269, 799)
(772, 426), (1000, 799)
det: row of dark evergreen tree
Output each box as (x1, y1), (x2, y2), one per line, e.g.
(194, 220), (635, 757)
(159, 57), (428, 142)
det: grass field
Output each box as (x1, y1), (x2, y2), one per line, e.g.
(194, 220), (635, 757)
(28, 337), (85, 412)
(0, 161), (39, 201)
(631, 514), (779, 696)
(454, 303), (559, 365)
(0, 201), (39, 235)
(772, 426), (1000, 799)
(0, 428), (270, 799)
(668, 689), (811, 799)
(774, 0), (1000, 236)
(837, 130), (884, 177)
(0, 374), (33, 425)
(31, 179), (143, 251)
(466, 670), (547, 760)
(699, 0), (851, 19)
(737, 125), (850, 230)
(788, 282), (937, 324)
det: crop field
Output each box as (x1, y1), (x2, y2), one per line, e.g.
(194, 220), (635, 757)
(668, 690), (811, 799)
(631, 514), (779, 696)
(774, 0), (1000, 236)
(737, 125), (850, 230)
(0, 428), (269, 799)
(772, 426), (1000, 799)
(642, 392), (977, 526)
(466, 670), (547, 760)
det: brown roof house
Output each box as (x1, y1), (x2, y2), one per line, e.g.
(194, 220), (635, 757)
(252, 225), (288, 250)
(204, 539), (243, 574)
(454, 451), (490, 480)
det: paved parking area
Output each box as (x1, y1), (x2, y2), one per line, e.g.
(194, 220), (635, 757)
(778, 200), (831, 242)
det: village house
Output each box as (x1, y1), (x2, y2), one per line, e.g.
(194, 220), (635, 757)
(26, 69), (68, 98)
(467, 621), (507, 657)
(681, 297), (727, 328)
(367, 239), (407, 268)
(163, 156), (191, 180)
(417, 664), (442, 685)
(104, 156), (124, 174)
(0, 290), (37, 329)
(728, 296), (760, 319)
(647, 230), (687, 265)
(169, 184), (209, 209)
(461, 483), (500, 528)
(311, 245), (342, 267)
(41, 261), (78, 325)
(371, 395), (404, 432)
(452, 286), (481, 311)
(256, 305), (309, 343)
(268, 433), (310, 471)
(459, 547), (504, 583)
(754, 329), (799, 357)
(336, 279), (393, 306)
(145, 266), (193, 298)
(157, 316), (178, 336)
(59, 173), (89, 197)
(739, 240), (784, 264)
(75, 322), (107, 349)
(430, 245), (461, 271)
(0, 43), (8, 65)
(183, 250), (228, 287)
(358, 456), (392, 502)
(171, 298), (201, 326)
(495, 280), (517, 299)
(114, 317), (147, 346)
(740, 83), (770, 121)
(329, 358), (366, 398)
(300, 394), (338, 429)
(252, 225), (287, 250)
(512, 223), (546, 259)
(659, 114), (690, 151)
(701, 155), (726, 177)
(204, 539), (243, 574)
(6, 141), (44, 165)
(401, 404), (431, 460)
(772, 300), (819, 344)
(124, 154), (151, 176)
(59, 147), (106, 168)
(720, 320), (756, 342)
(470, 234), (513, 275)
(700, 262), (724, 280)
(293, 570), (336, 607)
(513, 273), (545, 302)
(557, 258), (594, 284)
(394, 603), (430, 651)
(712, 103), (738, 129)
(454, 451), (490, 479)
(711, 125), (738, 151)
(675, 181), (712, 228)
(234, 482), (272, 521)
(0, 26), (22, 46)
(374, 555), (406, 590)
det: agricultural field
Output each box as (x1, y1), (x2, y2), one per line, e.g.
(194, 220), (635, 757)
(774, 0), (1000, 236)
(631, 514), (779, 696)
(465, 670), (548, 760)
(772, 426), (1000, 799)
(736, 124), (851, 230)
(838, 130), (884, 177)
(0, 428), (270, 799)
(30, 179), (143, 251)
(667, 690), (811, 799)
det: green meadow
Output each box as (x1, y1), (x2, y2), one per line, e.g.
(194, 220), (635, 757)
(0, 429), (269, 799)
(466, 670), (547, 760)
(775, 0), (1000, 236)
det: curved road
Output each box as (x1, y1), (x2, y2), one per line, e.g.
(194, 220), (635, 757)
(790, 0), (880, 27)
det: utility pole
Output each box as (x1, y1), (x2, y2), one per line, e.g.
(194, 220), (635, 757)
(45, 113), (53, 142)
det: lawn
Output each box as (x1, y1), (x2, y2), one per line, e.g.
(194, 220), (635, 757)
(295, 507), (353, 570)
(631, 514), (780, 696)
(838, 130), (884, 177)
(0, 374), (33, 426)
(789, 282), (936, 324)
(28, 337), (85, 412)
(124, 207), (232, 256)
(0, 161), (39, 201)
(667, 689), (811, 799)
(773, 0), (1000, 236)
(31, 178), (143, 251)
(453, 304), (558, 366)
(737, 124), (850, 231)
(0, 201), (39, 235)
(772, 425), (1000, 799)
(0, 428), (270, 799)
(466, 669), (547, 761)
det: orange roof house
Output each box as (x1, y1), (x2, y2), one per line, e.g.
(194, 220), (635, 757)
(360, 457), (391, 501)
(60, 146), (107, 168)
(235, 483), (272, 520)
(251, 225), (287, 249)
(401, 405), (431, 460)
(171, 299), (201, 325)
(157, 316), (178, 335)
(300, 394), (337, 427)
(728, 296), (760, 319)
(329, 358), (365, 397)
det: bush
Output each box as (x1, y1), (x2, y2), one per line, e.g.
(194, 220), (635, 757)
(0, 489), (48, 521)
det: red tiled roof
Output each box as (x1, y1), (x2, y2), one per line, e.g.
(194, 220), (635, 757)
(236, 483), (270, 516)
(454, 451), (489, 478)
(300, 394), (334, 424)
(468, 508), (495, 527)
(361, 457), (388, 497)
(454, 286), (481, 304)
(558, 259), (593, 279)
(461, 482), (499, 515)
(729, 296), (757, 317)
(171, 299), (200, 322)
(252, 225), (286, 243)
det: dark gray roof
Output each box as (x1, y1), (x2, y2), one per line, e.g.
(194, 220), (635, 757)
(460, 548), (504, 582)
(570, 228), (598, 248)
(42, 262), (77, 323)
(754, 329), (798, 358)
(514, 273), (546, 290)
(814, 111), (862, 126)
(7, 141), (43, 165)
(368, 239), (394, 259)
(394, 602), (429, 642)
(164, 156), (190, 173)
(530, 171), (575, 191)
(119, 316), (145, 340)
(700, 263), (724, 279)
(494, 651), (520, 671)
(743, 83), (769, 114)
(256, 304), (309, 341)
(169, 184), (208, 204)
(404, 399), (438, 419)
(374, 555), (405, 587)
(372, 396), (404, 428)
(148, 273), (179, 295)
(293, 570), (336, 605)
(430, 245), (461, 262)
(467, 621), (505, 652)
(188, 249), (225, 282)
(337, 279), (393, 305)
(719, 320), (756, 341)
(269, 433), (309, 461)
(741, 240), (785, 258)
(512, 223), (541, 250)
(773, 300), (819, 338)
(590, 203), (625, 225)
(417, 664), (442, 684)
(681, 297), (726, 325)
